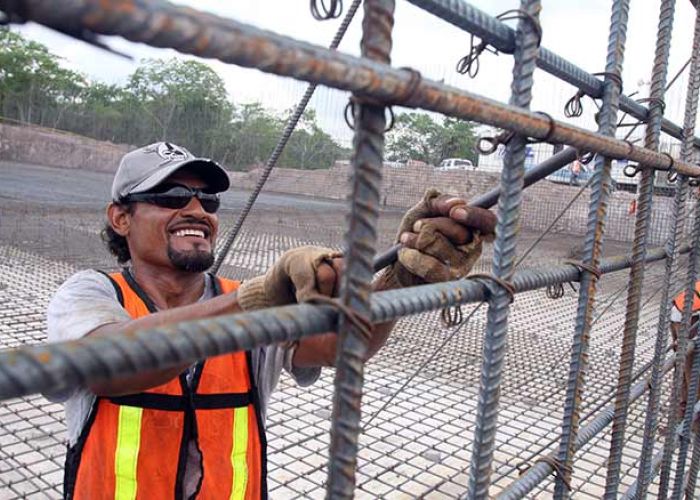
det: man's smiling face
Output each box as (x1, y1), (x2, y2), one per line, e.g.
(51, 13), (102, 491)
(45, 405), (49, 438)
(115, 168), (220, 273)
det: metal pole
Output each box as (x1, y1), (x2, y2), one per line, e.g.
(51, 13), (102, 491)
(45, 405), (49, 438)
(660, 198), (700, 498)
(465, 1), (540, 498)
(554, 1), (630, 497)
(604, 1), (676, 497)
(673, 336), (700, 498)
(498, 349), (682, 500)
(404, 0), (700, 149)
(326, 0), (394, 497)
(211, 0), (362, 275)
(638, 5), (700, 497)
(5, 1), (700, 176)
(0, 245), (686, 402)
(685, 413), (700, 498)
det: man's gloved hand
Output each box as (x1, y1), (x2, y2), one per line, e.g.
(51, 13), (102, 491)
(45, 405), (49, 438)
(237, 246), (343, 311)
(382, 188), (497, 288)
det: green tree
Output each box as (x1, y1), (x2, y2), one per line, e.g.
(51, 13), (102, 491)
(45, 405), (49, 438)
(385, 112), (478, 165)
(0, 28), (86, 127)
(124, 58), (234, 157)
(281, 109), (346, 169)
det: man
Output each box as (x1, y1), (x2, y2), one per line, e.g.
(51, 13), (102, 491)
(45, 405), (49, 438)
(47, 142), (496, 499)
(670, 283), (700, 423)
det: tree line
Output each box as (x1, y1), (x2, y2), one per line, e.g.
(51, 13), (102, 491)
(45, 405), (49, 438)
(0, 28), (478, 170)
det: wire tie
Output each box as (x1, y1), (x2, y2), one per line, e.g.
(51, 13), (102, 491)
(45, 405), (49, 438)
(496, 9), (543, 49)
(533, 111), (557, 144)
(637, 96), (667, 117)
(661, 152), (675, 173)
(304, 294), (373, 342)
(310, 0), (343, 20)
(564, 90), (586, 118)
(440, 305), (464, 328)
(536, 456), (573, 491)
(468, 273), (516, 303)
(593, 71), (624, 94)
(563, 259), (602, 280)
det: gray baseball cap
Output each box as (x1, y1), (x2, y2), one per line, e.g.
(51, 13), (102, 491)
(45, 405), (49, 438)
(111, 142), (230, 201)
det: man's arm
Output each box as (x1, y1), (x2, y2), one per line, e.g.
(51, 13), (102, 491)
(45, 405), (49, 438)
(87, 292), (244, 396)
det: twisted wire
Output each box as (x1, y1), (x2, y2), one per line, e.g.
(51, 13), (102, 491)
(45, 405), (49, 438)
(603, 1), (675, 496)
(554, 1), (630, 497)
(211, 0), (362, 275)
(326, 1), (394, 497)
(659, 9), (700, 497)
(310, 0), (343, 20)
(466, 1), (540, 498)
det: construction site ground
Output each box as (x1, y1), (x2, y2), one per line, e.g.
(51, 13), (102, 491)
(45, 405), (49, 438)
(0, 161), (691, 498)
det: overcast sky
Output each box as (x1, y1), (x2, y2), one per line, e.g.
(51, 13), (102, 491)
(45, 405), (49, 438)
(13, 0), (700, 146)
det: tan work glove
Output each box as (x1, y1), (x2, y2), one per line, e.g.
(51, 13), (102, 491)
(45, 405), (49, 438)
(237, 246), (343, 311)
(381, 189), (497, 288)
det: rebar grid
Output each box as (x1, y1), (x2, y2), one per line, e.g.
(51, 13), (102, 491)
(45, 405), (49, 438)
(211, 0), (363, 275)
(660, 197), (700, 498)
(554, 1), (630, 498)
(4, 0), (700, 179)
(1, 0), (700, 498)
(466, 1), (540, 498)
(604, 1), (676, 496)
(637, 5), (700, 497)
(326, 0), (394, 496)
(404, 0), (700, 151)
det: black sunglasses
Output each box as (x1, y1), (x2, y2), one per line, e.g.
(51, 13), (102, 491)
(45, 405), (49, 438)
(122, 184), (221, 213)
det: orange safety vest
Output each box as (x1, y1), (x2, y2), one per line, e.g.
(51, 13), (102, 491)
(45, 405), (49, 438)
(64, 270), (266, 500)
(673, 281), (700, 314)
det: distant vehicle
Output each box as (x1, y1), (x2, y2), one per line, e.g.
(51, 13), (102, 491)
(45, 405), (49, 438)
(436, 158), (475, 171)
(546, 161), (594, 186)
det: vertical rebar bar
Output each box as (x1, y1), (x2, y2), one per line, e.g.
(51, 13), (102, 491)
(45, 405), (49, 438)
(326, 1), (394, 497)
(212, 0), (362, 275)
(465, 1), (540, 498)
(659, 197), (700, 498)
(685, 417), (700, 498)
(638, 6), (700, 499)
(604, 1), (676, 497)
(554, 1), (630, 498)
(672, 335), (700, 498)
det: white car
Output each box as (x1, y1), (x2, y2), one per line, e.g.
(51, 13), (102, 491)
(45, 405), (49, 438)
(436, 158), (475, 171)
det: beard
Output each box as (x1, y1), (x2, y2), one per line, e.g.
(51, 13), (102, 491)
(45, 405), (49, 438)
(167, 245), (214, 272)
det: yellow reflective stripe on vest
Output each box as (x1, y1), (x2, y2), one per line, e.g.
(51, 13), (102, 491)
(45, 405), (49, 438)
(230, 407), (249, 500)
(114, 406), (143, 500)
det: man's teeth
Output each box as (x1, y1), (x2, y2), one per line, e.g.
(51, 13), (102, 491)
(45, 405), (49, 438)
(174, 229), (205, 238)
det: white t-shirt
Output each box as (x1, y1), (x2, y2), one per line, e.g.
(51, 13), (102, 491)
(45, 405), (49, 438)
(46, 269), (321, 495)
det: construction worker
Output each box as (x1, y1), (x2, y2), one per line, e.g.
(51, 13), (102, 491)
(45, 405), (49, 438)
(670, 283), (700, 422)
(46, 142), (496, 499)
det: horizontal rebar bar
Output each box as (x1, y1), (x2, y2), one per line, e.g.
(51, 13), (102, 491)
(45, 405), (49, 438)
(0, 244), (688, 402)
(405, 0), (700, 149)
(498, 349), (681, 500)
(4, 0), (700, 178)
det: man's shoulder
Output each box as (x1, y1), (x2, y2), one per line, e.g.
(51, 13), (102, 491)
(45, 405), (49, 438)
(51, 269), (122, 305)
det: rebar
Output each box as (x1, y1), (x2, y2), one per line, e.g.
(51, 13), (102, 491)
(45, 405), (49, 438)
(638, 5), (700, 498)
(498, 349), (681, 500)
(660, 198), (700, 498)
(326, 0), (394, 497)
(685, 416), (700, 498)
(554, 1), (630, 497)
(466, 2), (540, 498)
(604, 2), (675, 497)
(4, 0), (700, 178)
(0, 245), (686, 402)
(211, 0), (362, 275)
(404, 0), (700, 149)
(673, 336), (700, 498)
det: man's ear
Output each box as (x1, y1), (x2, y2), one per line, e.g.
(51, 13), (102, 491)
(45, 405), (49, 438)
(107, 202), (131, 237)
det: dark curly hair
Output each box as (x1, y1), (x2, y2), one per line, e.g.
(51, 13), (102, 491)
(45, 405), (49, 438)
(101, 202), (135, 264)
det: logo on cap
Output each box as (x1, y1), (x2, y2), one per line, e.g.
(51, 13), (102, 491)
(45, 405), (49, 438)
(156, 142), (188, 162)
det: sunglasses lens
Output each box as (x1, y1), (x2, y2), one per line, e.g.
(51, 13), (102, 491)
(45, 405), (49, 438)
(152, 186), (192, 210)
(199, 194), (220, 213)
